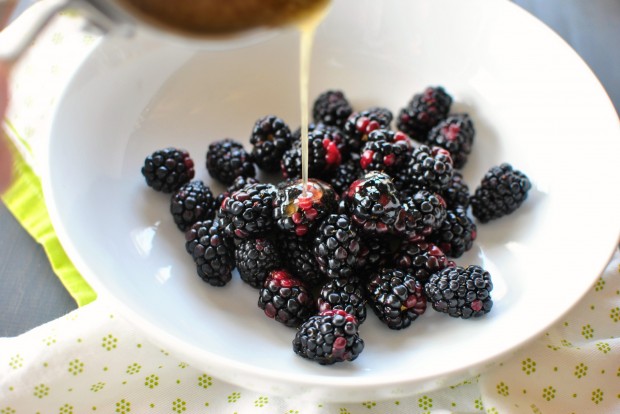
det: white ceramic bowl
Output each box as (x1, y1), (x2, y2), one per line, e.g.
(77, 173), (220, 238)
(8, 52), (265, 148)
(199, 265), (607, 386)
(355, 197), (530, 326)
(40, 0), (620, 402)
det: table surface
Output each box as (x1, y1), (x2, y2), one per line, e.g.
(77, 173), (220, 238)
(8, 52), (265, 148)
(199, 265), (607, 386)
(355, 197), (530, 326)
(1, 0), (619, 337)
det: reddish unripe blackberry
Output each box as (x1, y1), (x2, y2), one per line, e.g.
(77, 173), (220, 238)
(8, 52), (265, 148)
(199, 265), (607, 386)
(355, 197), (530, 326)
(441, 171), (470, 210)
(312, 90), (353, 129)
(425, 265), (493, 318)
(273, 179), (338, 237)
(427, 114), (475, 169)
(206, 139), (255, 185)
(235, 238), (281, 288)
(429, 206), (477, 258)
(406, 145), (454, 193)
(392, 241), (449, 283)
(258, 270), (315, 327)
(396, 86), (452, 142)
(275, 232), (324, 287)
(217, 183), (277, 239)
(343, 107), (393, 152)
(185, 219), (234, 287)
(396, 190), (447, 241)
(360, 129), (413, 173)
(470, 163), (532, 223)
(292, 309), (364, 365)
(142, 147), (195, 193)
(250, 115), (294, 172)
(170, 180), (217, 232)
(366, 268), (427, 330)
(344, 171), (404, 235)
(313, 214), (365, 280)
(317, 277), (367, 324)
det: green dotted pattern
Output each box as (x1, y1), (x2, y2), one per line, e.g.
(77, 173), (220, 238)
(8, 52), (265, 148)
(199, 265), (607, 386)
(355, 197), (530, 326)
(1, 11), (620, 414)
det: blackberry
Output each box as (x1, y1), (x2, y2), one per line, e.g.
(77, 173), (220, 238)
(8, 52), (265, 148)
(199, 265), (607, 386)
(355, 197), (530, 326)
(396, 86), (452, 142)
(343, 107), (393, 152)
(366, 268), (427, 330)
(329, 155), (363, 196)
(360, 235), (393, 272)
(281, 129), (343, 180)
(185, 219), (234, 286)
(170, 180), (217, 232)
(344, 171), (404, 235)
(360, 129), (413, 173)
(470, 163), (532, 223)
(317, 277), (367, 324)
(250, 115), (294, 172)
(313, 214), (365, 280)
(397, 190), (447, 241)
(275, 232), (324, 287)
(217, 182), (277, 239)
(258, 270), (315, 327)
(427, 114), (475, 169)
(141, 147), (195, 193)
(292, 309), (364, 365)
(441, 171), (470, 210)
(429, 206), (477, 258)
(406, 145), (454, 193)
(425, 265), (493, 318)
(312, 90), (353, 129)
(273, 179), (338, 237)
(206, 139), (255, 186)
(235, 238), (281, 288)
(392, 241), (449, 283)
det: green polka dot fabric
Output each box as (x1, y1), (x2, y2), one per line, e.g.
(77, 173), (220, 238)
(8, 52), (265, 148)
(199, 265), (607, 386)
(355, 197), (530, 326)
(1, 6), (620, 414)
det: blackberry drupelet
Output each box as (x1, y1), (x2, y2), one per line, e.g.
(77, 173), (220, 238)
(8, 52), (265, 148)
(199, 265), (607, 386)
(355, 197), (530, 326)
(392, 241), (449, 283)
(312, 90), (353, 129)
(235, 238), (281, 288)
(292, 309), (364, 365)
(343, 107), (393, 152)
(441, 171), (470, 210)
(366, 268), (427, 330)
(470, 163), (532, 223)
(141, 147), (195, 193)
(250, 115), (294, 172)
(406, 145), (454, 193)
(330, 155), (363, 196)
(344, 171), (404, 235)
(360, 129), (413, 173)
(170, 180), (216, 232)
(427, 114), (475, 169)
(258, 270), (315, 327)
(275, 232), (324, 287)
(206, 139), (255, 186)
(425, 265), (493, 318)
(185, 219), (234, 287)
(397, 190), (447, 241)
(429, 206), (477, 258)
(281, 129), (343, 180)
(396, 86), (452, 142)
(217, 182), (277, 239)
(313, 214), (365, 280)
(317, 277), (367, 324)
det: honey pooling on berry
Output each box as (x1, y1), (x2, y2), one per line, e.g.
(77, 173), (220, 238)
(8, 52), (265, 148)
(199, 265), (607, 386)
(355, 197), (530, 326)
(273, 179), (338, 237)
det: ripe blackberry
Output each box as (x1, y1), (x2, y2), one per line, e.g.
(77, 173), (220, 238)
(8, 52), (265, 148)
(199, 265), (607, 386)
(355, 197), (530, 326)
(360, 235), (393, 272)
(250, 115), (294, 172)
(258, 270), (315, 327)
(366, 268), (427, 330)
(170, 180), (216, 232)
(360, 129), (412, 173)
(396, 86), (452, 142)
(206, 139), (255, 186)
(441, 171), (470, 210)
(313, 214), (365, 280)
(425, 265), (493, 318)
(329, 155), (363, 196)
(275, 232), (324, 287)
(217, 182), (277, 239)
(392, 241), (449, 283)
(429, 206), (477, 258)
(343, 107), (393, 152)
(397, 190), (447, 241)
(141, 147), (195, 193)
(470, 163), (532, 223)
(292, 309), (364, 365)
(235, 238), (281, 288)
(317, 277), (367, 324)
(185, 219), (234, 287)
(427, 114), (475, 169)
(281, 129), (343, 180)
(407, 145), (454, 193)
(344, 171), (404, 235)
(312, 90), (353, 129)
(273, 179), (339, 237)
(214, 176), (260, 213)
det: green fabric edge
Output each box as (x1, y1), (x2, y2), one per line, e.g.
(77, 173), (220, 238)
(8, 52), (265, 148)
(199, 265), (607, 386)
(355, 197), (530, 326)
(1, 136), (97, 306)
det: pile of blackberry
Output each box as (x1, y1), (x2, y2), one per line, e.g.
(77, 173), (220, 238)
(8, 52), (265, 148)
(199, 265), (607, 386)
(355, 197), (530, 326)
(140, 86), (532, 365)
